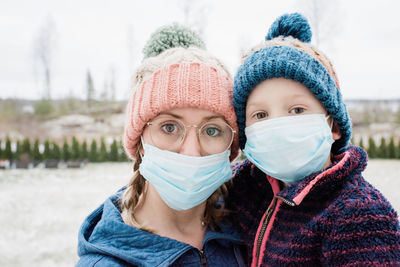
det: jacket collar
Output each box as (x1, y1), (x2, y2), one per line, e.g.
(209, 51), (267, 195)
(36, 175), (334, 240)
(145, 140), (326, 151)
(78, 188), (243, 266)
(249, 146), (367, 206)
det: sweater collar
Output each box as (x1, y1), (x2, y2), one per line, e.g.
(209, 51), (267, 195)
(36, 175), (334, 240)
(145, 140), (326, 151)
(263, 146), (368, 206)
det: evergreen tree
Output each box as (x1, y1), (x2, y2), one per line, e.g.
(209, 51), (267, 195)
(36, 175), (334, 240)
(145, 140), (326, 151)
(43, 139), (51, 160)
(32, 139), (42, 161)
(367, 136), (377, 159)
(378, 137), (388, 159)
(89, 139), (98, 162)
(52, 142), (61, 160)
(397, 139), (400, 159)
(5, 137), (13, 161)
(71, 136), (81, 160)
(387, 136), (396, 159)
(99, 138), (107, 162)
(0, 139), (3, 159)
(15, 140), (22, 160)
(86, 70), (95, 108)
(62, 139), (71, 161)
(359, 137), (364, 150)
(81, 140), (88, 160)
(21, 138), (32, 157)
(118, 140), (129, 162)
(109, 139), (119, 162)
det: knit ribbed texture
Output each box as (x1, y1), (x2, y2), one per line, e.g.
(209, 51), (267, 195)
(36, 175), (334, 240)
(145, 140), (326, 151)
(233, 13), (352, 153)
(227, 146), (400, 266)
(124, 62), (238, 160)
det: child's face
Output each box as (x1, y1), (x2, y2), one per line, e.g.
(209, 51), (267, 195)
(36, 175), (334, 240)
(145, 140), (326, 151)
(245, 77), (341, 139)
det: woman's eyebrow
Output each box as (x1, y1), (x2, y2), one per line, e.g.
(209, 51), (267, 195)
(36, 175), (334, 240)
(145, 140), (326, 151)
(158, 113), (225, 123)
(158, 112), (182, 119)
(203, 115), (225, 121)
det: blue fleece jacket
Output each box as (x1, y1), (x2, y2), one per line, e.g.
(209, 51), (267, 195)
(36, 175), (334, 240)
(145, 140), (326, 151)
(77, 189), (246, 267)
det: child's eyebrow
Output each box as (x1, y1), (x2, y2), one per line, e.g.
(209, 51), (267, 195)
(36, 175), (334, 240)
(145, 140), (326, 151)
(288, 94), (309, 100)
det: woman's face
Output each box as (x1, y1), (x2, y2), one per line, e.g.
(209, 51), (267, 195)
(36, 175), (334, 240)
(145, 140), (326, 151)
(142, 107), (234, 157)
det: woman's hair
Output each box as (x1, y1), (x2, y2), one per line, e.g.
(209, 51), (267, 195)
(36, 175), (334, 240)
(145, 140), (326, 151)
(120, 140), (229, 230)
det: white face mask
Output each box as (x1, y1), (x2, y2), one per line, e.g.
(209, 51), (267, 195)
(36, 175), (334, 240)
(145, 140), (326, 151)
(139, 143), (232, 211)
(243, 114), (334, 184)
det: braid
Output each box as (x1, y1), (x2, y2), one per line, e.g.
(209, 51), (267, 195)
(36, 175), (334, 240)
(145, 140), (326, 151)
(120, 143), (145, 228)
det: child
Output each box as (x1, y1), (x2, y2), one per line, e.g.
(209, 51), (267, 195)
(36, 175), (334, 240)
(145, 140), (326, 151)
(227, 13), (400, 266)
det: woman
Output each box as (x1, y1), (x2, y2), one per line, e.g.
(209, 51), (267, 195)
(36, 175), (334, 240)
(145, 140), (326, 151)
(77, 24), (246, 266)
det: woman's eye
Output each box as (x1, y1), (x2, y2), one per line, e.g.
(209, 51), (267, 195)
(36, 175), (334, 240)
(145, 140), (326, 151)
(253, 112), (267, 120)
(204, 127), (220, 137)
(289, 107), (305, 114)
(161, 124), (178, 134)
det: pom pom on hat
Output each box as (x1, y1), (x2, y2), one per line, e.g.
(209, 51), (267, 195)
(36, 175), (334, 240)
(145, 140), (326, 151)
(265, 13), (312, 43)
(142, 23), (206, 59)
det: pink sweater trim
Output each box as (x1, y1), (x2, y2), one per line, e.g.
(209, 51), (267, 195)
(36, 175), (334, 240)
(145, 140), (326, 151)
(292, 151), (350, 205)
(251, 176), (281, 267)
(256, 199), (282, 266)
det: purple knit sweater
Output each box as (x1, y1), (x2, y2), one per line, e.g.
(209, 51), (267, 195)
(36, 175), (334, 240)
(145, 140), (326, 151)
(227, 146), (400, 266)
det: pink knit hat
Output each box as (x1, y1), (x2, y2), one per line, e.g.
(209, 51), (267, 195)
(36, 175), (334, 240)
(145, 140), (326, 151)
(124, 61), (239, 161)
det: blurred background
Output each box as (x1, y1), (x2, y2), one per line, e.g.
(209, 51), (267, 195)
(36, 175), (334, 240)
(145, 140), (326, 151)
(1, 0), (399, 266)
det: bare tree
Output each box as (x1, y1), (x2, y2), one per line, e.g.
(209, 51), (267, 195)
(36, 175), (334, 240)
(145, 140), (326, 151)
(33, 16), (57, 100)
(100, 80), (108, 102)
(179, 0), (211, 40)
(127, 24), (136, 75)
(109, 65), (116, 102)
(295, 0), (343, 49)
(86, 70), (95, 108)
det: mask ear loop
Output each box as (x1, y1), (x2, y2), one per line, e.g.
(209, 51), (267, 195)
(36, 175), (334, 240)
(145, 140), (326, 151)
(326, 115), (334, 130)
(139, 136), (145, 159)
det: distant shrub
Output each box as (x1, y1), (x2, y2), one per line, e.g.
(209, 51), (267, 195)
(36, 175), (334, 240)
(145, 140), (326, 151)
(4, 137), (12, 160)
(71, 136), (80, 160)
(359, 138), (365, 150)
(51, 142), (61, 160)
(81, 140), (88, 160)
(387, 137), (396, 159)
(98, 138), (107, 162)
(89, 140), (98, 162)
(62, 140), (71, 161)
(367, 136), (377, 158)
(34, 100), (55, 117)
(32, 139), (42, 161)
(109, 139), (119, 162)
(378, 137), (388, 158)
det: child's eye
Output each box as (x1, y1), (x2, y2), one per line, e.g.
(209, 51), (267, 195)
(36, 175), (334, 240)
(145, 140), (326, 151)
(253, 111), (267, 120)
(289, 107), (305, 114)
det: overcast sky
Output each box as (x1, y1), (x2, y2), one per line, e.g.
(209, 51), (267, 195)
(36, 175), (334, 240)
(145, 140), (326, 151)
(1, 0), (399, 100)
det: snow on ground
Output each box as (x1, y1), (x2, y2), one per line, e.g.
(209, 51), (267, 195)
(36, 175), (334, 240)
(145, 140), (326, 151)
(0, 160), (399, 267)
(0, 163), (132, 267)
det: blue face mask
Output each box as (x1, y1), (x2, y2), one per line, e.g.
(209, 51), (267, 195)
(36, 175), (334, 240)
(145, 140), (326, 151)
(139, 143), (232, 211)
(243, 114), (334, 184)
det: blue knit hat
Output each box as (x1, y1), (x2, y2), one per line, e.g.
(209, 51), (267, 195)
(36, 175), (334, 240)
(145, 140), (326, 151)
(233, 12), (351, 153)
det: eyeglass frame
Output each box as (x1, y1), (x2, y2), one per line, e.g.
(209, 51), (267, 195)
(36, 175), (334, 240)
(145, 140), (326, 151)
(145, 117), (236, 154)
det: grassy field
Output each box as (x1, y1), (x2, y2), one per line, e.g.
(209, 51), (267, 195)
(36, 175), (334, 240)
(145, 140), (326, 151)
(0, 160), (399, 267)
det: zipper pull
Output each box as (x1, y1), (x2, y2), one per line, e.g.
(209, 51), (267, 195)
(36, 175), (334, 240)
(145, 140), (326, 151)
(276, 195), (296, 206)
(199, 250), (208, 266)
